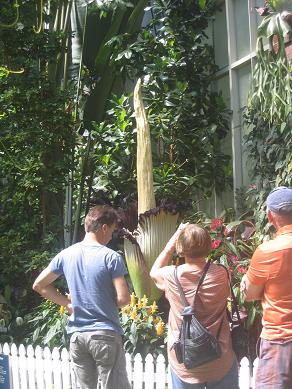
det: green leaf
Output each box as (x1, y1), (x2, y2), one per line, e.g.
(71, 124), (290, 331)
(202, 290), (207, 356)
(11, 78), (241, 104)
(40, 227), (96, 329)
(198, 0), (206, 10)
(246, 305), (256, 329)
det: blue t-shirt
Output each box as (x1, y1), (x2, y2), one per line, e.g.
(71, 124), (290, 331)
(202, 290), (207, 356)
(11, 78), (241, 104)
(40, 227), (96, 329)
(49, 242), (128, 335)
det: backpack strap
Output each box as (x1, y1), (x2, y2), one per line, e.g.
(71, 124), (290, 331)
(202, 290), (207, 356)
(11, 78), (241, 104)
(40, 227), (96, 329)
(193, 260), (211, 305)
(174, 260), (211, 308)
(174, 266), (189, 307)
(173, 261), (224, 340)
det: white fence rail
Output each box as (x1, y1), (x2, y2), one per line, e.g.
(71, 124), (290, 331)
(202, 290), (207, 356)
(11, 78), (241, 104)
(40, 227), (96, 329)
(1, 343), (258, 389)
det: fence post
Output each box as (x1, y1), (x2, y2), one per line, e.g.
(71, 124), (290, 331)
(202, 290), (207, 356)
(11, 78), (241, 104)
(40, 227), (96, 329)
(69, 356), (77, 389)
(144, 354), (154, 388)
(132, 354), (143, 389)
(35, 346), (45, 389)
(239, 357), (250, 389)
(125, 353), (132, 387)
(60, 348), (71, 389)
(3, 343), (13, 389)
(156, 354), (167, 389)
(9, 343), (19, 389)
(252, 358), (258, 389)
(167, 364), (173, 389)
(27, 344), (36, 389)
(43, 347), (53, 389)
(19, 344), (28, 389)
(52, 348), (62, 389)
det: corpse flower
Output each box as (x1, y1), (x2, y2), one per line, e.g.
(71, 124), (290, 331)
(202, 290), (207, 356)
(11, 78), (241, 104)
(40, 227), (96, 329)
(123, 79), (181, 303)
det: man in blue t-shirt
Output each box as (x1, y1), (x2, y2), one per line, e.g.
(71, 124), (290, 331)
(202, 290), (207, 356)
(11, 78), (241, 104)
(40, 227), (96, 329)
(33, 205), (131, 389)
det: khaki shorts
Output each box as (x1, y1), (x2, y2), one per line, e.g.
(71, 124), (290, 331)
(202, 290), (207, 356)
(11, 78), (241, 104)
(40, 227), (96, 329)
(70, 330), (131, 389)
(256, 338), (292, 389)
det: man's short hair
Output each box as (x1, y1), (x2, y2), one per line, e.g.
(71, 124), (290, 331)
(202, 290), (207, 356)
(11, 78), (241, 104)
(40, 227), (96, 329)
(84, 205), (119, 233)
(267, 186), (292, 214)
(176, 224), (211, 259)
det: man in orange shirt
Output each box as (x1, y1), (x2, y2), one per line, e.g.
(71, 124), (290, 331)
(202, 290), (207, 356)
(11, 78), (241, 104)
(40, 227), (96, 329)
(241, 186), (292, 389)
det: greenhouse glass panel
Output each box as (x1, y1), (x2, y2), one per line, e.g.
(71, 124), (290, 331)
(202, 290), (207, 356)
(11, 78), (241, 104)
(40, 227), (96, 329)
(214, 4), (229, 69)
(234, 0), (250, 59)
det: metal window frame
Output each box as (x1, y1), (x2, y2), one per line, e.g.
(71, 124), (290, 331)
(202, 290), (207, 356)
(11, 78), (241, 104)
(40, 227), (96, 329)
(218, 0), (259, 212)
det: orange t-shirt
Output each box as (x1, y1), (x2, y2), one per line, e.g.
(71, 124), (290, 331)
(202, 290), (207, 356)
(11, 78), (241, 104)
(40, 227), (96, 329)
(163, 260), (234, 384)
(247, 224), (292, 340)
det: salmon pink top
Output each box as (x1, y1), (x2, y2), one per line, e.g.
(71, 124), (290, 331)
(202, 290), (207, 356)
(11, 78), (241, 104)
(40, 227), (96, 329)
(162, 260), (234, 384)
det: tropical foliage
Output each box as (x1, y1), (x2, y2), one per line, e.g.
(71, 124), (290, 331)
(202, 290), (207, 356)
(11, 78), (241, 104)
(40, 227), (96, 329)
(244, 0), (291, 233)
(0, 0), (232, 346)
(0, 0), (75, 343)
(108, 0), (232, 201)
(24, 299), (69, 349)
(206, 216), (262, 330)
(120, 293), (167, 357)
(189, 213), (263, 361)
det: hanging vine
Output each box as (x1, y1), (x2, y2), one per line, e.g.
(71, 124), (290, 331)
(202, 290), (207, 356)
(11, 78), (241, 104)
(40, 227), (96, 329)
(0, 0), (19, 28)
(33, 0), (44, 33)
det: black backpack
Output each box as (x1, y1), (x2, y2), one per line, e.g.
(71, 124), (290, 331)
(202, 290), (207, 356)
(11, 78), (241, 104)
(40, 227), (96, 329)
(171, 261), (223, 369)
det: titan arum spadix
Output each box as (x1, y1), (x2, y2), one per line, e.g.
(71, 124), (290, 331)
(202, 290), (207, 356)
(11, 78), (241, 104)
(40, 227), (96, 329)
(123, 78), (180, 303)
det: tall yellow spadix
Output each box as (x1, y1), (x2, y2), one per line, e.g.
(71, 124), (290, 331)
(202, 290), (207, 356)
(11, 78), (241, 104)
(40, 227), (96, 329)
(123, 78), (180, 303)
(134, 78), (156, 214)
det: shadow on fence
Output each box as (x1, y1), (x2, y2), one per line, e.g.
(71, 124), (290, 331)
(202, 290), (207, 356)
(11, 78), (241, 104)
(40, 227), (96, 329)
(0, 343), (258, 389)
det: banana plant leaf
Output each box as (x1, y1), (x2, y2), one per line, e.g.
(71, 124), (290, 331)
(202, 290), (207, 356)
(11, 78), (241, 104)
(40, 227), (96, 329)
(74, 0), (147, 128)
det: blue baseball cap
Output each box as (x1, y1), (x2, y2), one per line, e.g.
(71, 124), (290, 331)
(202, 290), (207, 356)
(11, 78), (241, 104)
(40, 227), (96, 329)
(267, 186), (292, 214)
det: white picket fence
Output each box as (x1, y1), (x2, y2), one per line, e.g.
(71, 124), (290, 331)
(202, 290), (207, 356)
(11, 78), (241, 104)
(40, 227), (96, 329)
(0, 343), (258, 389)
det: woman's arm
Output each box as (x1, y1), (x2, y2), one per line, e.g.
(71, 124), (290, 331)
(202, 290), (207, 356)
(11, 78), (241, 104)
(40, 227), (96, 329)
(150, 223), (188, 291)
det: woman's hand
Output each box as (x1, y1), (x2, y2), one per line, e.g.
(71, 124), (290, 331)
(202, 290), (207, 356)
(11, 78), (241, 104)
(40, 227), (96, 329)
(164, 222), (189, 253)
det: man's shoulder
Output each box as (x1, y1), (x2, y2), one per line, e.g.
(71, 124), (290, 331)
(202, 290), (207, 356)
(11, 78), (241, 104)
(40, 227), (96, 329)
(60, 242), (82, 256)
(100, 246), (122, 261)
(256, 235), (290, 255)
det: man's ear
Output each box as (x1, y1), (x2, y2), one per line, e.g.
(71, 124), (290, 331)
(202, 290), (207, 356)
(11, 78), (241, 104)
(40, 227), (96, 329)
(267, 209), (274, 224)
(100, 224), (108, 233)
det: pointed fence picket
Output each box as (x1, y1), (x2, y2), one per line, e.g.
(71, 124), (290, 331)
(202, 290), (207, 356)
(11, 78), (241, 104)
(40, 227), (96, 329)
(1, 343), (257, 389)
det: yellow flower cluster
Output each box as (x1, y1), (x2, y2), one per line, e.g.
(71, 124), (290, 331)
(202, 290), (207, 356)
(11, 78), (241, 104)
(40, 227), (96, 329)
(59, 306), (65, 315)
(155, 320), (164, 336)
(59, 293), (71, 315)
(121, 293), (165, 337)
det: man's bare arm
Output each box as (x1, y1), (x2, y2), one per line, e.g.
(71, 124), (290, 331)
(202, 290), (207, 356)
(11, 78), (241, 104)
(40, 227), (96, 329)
(33, 267), (72, 314)
(240, 274), (264, 301)
(112, 276), (130, 307)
